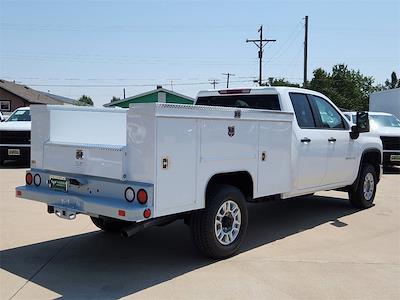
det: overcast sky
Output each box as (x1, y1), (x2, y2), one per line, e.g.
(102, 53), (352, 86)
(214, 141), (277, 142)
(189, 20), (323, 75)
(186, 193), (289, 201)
(1, 0), (399, 106)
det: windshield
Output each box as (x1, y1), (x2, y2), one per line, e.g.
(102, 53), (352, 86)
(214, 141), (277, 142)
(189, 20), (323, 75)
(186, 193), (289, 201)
(370, 115), (400, 128)
(7, 109), (31, 122)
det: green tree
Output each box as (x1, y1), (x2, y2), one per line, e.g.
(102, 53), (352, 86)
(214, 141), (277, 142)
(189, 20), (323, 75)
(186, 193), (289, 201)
(309, 64), (377, 111)
(267, 77), (300, 87)
(384, 71), (400, 89)
(111, 96), (121, 102)
(76, 95), (93, 106)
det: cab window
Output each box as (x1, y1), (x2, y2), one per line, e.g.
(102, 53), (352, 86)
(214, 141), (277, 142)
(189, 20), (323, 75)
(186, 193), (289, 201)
(309, 95), (345, 129)
(289, 93), (316, 128)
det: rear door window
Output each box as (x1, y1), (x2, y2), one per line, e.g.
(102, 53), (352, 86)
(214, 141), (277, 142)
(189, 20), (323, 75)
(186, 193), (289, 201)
(196, 94), (281, 110)
(289, 93), (316, 128)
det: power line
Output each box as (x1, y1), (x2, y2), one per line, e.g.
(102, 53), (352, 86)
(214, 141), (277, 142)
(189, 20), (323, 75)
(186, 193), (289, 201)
(246, 25), (276, 85)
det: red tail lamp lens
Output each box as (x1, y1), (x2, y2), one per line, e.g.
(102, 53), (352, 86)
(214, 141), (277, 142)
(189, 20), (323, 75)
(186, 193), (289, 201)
(137, 189), (148, 205)
(25, 173), (33, 185)
(143, 209), (151, 218)
(16, 190), (22, 196)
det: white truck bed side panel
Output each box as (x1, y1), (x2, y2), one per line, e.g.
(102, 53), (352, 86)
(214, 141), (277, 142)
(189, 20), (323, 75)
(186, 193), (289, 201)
(155, 117), (198, 217)
(126, 105), (156, 183)
(200, 119), (258, 162)
(257, 119), (293, 196)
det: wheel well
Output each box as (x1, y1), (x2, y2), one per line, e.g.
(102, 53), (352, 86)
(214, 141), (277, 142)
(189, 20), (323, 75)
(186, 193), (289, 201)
(358, 150), (381, 184)
(206, 171), (253, 201)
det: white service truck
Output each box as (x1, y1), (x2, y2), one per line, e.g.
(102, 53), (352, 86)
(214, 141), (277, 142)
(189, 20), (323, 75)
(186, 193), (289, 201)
(16, 87), (382, 258)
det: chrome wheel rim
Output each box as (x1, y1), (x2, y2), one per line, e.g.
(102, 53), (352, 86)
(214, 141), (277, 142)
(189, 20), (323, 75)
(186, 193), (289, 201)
(363, 173), (374, 201)
(214, 200), (241, 245)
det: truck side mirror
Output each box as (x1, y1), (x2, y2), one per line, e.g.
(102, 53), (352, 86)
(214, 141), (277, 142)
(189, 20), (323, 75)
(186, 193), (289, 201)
(350, 111), (370, 139)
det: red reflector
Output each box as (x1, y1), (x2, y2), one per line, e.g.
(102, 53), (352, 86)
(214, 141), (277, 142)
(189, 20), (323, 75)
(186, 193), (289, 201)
(118, 210), (126, 217)
(218, 89), (251, 95)
(143, 209), (151, 218)
(137, 189), (148, 205)
(16, 190), (22, 196)
(25, 173), (33, 185)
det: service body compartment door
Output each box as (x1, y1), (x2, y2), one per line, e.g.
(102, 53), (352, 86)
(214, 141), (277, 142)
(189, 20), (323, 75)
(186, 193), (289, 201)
(155, 117), (198, 217)
(257, 119), (292, 196)
(43, 142), (127, 180)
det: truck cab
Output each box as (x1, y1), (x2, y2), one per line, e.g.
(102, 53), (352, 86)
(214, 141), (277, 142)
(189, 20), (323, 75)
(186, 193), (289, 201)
(196, 87), (381, 196)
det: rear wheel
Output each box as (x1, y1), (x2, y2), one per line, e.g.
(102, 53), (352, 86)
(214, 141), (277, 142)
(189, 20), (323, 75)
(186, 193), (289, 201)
(349, 163), (377, 209)
(90, 216), (131, 232)
(190, 185), (248, 259)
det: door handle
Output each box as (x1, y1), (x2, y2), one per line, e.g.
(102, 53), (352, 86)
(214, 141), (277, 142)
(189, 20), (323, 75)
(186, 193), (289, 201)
(328, 137), (337, 143)
(301, 137), (311, 143)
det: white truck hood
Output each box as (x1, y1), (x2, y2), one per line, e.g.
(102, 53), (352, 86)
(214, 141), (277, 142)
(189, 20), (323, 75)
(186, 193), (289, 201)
(371, 126), (400, 137)
(0, 121), (31, 131)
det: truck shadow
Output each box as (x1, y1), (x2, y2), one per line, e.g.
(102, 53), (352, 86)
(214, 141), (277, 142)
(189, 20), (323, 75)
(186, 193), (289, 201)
(1, 194), (357, 299)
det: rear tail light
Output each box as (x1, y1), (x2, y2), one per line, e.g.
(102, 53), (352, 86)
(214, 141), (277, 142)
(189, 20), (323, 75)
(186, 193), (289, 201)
(143, 209), (151, 218)
(34, 174), (41, 186)
(124, 187), (135, 202)
(16, 190), (22, 196)
(137, 189), (148, 205)
(25, 173), (33, 185)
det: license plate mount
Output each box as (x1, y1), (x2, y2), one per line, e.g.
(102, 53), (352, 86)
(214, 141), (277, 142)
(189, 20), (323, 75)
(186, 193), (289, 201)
(49, 175), (68, 192)
(390, 155), (400, 162)
(8, 149), (20, 156)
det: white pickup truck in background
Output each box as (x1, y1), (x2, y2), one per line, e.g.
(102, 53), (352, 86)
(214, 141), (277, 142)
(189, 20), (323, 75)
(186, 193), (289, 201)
(343, 111), (400, 168)
(16, 87), (382, 258)
(0, 107), (31, 165)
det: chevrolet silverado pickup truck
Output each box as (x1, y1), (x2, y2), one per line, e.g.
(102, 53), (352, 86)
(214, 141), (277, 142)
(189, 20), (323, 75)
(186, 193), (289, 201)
(16, 87), (382, 258)
(344, 111), (400, 168)
(0, 107), (31, 165)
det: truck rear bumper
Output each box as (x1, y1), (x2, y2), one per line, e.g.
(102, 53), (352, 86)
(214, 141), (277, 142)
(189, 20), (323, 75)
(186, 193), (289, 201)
(15, 185), (152, 222)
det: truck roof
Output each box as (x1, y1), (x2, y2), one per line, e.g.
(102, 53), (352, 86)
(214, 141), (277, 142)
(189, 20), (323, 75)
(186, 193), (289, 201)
(197, 86), (324, 98)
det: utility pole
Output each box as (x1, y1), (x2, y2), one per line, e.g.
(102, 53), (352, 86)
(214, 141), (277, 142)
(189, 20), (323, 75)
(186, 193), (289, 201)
(303, 16), (309, 87)
(246, 25), (276, 86)
(209, 79), (219, 89)
(222, 73), (235, 88)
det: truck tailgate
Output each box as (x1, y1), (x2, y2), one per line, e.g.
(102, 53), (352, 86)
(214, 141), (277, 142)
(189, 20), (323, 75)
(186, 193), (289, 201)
(43, 142), (127, 180)
(30, 105), (128, 180)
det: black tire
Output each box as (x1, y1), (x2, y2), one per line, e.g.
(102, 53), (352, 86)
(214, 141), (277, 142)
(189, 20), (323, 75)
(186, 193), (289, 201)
(90, 216), (131, 232)
(190, 185), (248, 259)
(348, 163), (377, 209)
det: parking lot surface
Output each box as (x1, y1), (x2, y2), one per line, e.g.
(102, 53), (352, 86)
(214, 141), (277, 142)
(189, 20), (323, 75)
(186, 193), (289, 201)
(1, 165), (399, 300)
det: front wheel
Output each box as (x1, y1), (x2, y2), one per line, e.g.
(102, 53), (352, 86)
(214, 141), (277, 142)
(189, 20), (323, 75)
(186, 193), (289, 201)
(348, 163), (377, 209)
(190, 185), (248, 259)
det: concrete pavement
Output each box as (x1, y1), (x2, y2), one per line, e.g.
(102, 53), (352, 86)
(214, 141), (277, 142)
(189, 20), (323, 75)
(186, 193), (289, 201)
(0, 165), (399, 299)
